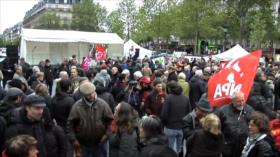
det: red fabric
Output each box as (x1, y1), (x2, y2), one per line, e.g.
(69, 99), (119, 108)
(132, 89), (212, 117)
(208, 50), (262, 107)
(2, 150), (8, 157)
(95, 44), (107, 61)
(270, 119), (280, 152)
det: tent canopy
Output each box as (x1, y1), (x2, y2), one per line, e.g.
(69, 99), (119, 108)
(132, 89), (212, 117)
(124, 39), (154, 59)
(20, 28), (124, 65)
(212, 44), (249, 61)
(21, 28), (124, 44)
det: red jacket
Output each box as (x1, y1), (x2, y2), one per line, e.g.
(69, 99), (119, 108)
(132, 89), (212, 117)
(270, 119), (280, 152)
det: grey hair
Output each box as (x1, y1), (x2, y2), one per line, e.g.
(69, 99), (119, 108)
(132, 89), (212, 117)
(195, 70), (203, 77)
(59, 71), (68, 78)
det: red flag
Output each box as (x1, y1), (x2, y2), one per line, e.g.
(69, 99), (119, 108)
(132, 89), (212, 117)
(208, 50), (262, 107)
(81, 47), (93, 71)
(95, 44), (107, 61)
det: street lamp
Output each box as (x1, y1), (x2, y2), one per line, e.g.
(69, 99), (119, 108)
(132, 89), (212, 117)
(223, 22), (228, 51)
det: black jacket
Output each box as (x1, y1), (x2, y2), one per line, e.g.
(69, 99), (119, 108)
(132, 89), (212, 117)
(246, 136), (275, 157)
(161, 86), (192, 129)
(109, 130), (139, 157)
(189, 75), (205, 109)
(139, 135), (177, 157)
(182, 110), (202, 139)
(51, 92), (75, 131)
(187, 129), (224, 157)
(5, 108), (47, 157)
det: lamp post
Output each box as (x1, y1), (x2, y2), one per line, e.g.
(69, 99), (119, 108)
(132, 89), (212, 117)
(223, 22), (228, 51)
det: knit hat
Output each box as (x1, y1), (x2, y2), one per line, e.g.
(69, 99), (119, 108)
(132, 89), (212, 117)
(23, 95), (46, 107)
(196, 94), (212, 112)
(79, 82), (96, 95)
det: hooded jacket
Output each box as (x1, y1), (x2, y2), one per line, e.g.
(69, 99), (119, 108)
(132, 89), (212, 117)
(161, 85), (192, 129)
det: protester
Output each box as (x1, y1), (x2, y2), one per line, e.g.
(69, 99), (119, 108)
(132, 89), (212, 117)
(186, 113), (224, 157)
(241, 111), (274, 157)
(139, 115), (177, 157)
(109, 102), (139, 157)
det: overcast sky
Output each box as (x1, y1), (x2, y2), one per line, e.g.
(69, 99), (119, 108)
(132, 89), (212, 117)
(0, 0), (142, 34)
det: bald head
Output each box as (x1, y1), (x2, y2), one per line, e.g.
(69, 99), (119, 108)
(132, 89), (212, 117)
(232, 91), (245, 111)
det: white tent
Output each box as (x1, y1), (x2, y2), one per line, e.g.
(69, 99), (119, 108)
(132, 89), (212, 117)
(212, 44), (249, 61)
(20, 28), (124, 65)
(124, 39), (154, 59)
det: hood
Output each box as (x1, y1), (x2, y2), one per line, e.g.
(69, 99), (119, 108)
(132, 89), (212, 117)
(169, 86), (182, 95)
(0, 100), (19, 116)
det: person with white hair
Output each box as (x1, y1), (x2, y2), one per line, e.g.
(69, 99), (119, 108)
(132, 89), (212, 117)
(178, 72), (190, 97)
(133, 71), (143, 81)
(51, 71), (69, 97)
(189, 69), (205, 109)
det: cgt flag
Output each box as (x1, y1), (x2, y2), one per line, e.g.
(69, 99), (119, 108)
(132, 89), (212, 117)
(208, 50), (262, 107)
(95, 44), (107, 61)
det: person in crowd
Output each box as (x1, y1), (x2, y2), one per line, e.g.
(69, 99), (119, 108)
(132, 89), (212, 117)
(133, 71), (143, 81)
(189, 69), (205, 110)
(109, 101), (139, 157)
(31, 72), (45, 90)
(241, 111), (274, 157)
(145, 79), (166, 117)
(161, 81), (192, 155)
(70, 66), (80, 91)
(124, 80), (141, 115)
(247, 82), (276, 120)
(0, 57), (15, 88)
(109, 67), (120, 91)
(5, 95), (49, 157)
(186, 113), (224, 157)
(19, 57), (31, 79)
(44, 59), (54, 95)
(139, 115), (177, 157)
(35, 83), (52, 115)
(8, 78), (34, 96)
(142, 62), (152, 78)
(93, 69), (111, 90)
(0, 88), (24, 153)
(177, 72), (190, 97)
(183, 93), (213, 140)
(67, 82), (113, 157)
(28, 66), (40, 87)
(216, 91), (254, 157)
(167, 66), (178, 82)
(51, 71), (68, 97)
(94, 79), (115, 113)
(254, 71), (272, 102)
(73, 77), (89, 102)
(13, 65), (27, 84)
(3, 135), (38, 157)
(112, 73), (128, 103)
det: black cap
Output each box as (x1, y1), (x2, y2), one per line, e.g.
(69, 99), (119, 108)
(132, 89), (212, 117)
(23, 95), (46, 107)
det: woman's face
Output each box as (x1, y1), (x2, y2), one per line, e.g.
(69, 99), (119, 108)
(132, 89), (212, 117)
(28, 147), (38, 157)
(248, 120), (260, 134)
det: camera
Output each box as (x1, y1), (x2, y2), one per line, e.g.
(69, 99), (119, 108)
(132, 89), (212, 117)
(129, 80), (138, 86)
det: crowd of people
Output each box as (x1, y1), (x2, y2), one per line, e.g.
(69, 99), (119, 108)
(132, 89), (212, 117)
(0, 54), (279, 157)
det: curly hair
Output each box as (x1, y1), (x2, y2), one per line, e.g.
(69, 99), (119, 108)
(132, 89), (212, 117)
(115, 101), (136, 133)
(250, 111), (270, 134)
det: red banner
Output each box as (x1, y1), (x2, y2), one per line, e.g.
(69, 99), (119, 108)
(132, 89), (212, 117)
(81, 47), (93, 71)
(95, 44), (107, 61)
(208, 50), (262, 107)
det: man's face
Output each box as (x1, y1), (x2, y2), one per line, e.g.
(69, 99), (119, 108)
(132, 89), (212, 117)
(26, 106), (44, 121)
(112, 67), (118, 75)
(232, 93), (245, 111)
(71, 69), (78, 78)
(84, 92), (96, 102)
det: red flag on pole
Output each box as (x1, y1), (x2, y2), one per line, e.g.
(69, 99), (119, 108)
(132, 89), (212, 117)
(208, 50), (262, 107)
(81, 47), (93, 71)
(95, 44), (107, 61)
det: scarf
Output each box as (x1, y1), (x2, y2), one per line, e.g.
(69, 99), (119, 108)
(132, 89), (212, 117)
(241, 133), (266, 157)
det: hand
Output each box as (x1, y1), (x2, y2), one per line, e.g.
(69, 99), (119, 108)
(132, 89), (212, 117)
(100, 134), (108, 144)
